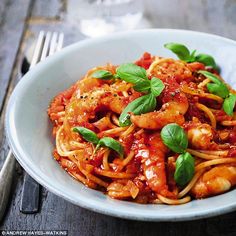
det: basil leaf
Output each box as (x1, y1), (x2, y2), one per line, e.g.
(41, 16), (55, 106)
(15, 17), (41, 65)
(96, 137), (124, 158)
(195, 54), (217, 69)
(133, 79), (151, 93)
(190, 49), (197, 58)
(73, 127), (99, 145)
(164, 43), (191, 61)
(198, 70), (221, 85)
(199, 70), (229, 98)
(164, 43), (217, 68)
(174, 152), (195, 186)
(186, 50), (197, 62)
(223, 93), (236, 116)
(116, 63), (147, 84)
(150, 77), (165, 96)
(119, 93), (156, 127)
(160, 123), (188, 153)
(91, 70), (114, 80)
(207, 83), (229, 98)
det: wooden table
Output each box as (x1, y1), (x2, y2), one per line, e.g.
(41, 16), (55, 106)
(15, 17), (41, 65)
(0, 0), (236, 235)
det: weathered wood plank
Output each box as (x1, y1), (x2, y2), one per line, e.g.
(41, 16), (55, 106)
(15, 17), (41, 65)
(31, 0), (63, 19)
(0, 0), (31, 113)
(0, 2), (32, 215)
(0, 0), (32, 226)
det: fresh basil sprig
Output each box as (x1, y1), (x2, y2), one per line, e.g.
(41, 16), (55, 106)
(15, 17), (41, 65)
(160, 123), (195, 186)
(92, 63), (165, 94)
(198, 70), (222, 84)
(207, 83), (229, 99)
(150, 77), (165, 96)
(116, 64), (165, 126)
(119, 93), (156, 126)
(91, 70), (114, 80)
(199, 70), (229, 98)
(95, 137), (124, 158)
(198, 70), (236, 116)
(174, 152), (195, 186)
(91, 64), (151, 93)
(91, 63), (165, 126)
(164, 43), (192, 61)
(164, 42), (217, 69)
(131, 76), (165, 95)
(133, 79), (151, 93)
(195, 54), (217, 69)
(223, 93), (236, 116)
(116, 63), (166, 94)
(73, 127), (99, 144)
(73, 127), (124, 158)
(160, 123), (188, 153)
(116, 63), (147, 83)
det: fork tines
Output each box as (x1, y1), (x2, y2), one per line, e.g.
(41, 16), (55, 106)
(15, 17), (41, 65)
(30, 31), (64, 70)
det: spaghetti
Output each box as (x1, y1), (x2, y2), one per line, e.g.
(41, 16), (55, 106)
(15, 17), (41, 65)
(48, 52), (236, 205)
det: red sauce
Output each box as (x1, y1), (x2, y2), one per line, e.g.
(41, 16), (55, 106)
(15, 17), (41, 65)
(229, 129), (236, 145)
(228, 147), (236, 157)
(135, 52), (154, 69)
(185, 101), (208, 123)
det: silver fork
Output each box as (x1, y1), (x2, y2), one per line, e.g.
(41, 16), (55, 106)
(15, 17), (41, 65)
(0, 31), (64, 220)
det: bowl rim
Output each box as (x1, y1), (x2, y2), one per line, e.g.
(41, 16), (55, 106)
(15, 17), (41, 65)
(5, 28), (236, 221)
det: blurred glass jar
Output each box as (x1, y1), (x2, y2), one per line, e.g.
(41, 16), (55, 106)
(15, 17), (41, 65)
(67, 0), (148, 37)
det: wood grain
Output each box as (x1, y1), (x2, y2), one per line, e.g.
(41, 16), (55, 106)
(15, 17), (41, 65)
(0, 0), (31, 113)
(0, 0), (236, 235)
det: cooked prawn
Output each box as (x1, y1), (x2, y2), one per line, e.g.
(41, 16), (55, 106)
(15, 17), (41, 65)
(184, 118), (215, 150)
(141, 133), (175, 197)
(64, 83), (140, 132)
(107, 180), (139, 199)
(191, 165), (236, 198)
(147, 58), (193, 82)
(131, 80), (189, 129)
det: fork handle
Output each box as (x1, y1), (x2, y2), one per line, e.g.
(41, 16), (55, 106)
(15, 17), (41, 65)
(0, 150), (15, 222)
(20, 173), (40, 213)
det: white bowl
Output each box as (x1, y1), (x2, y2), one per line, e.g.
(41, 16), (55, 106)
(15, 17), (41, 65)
(6, 29), (236, 221)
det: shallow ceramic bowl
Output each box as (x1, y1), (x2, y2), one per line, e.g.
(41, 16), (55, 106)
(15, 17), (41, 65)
(6, 29), (236, 221)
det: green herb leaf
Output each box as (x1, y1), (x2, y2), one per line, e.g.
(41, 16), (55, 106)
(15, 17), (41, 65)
(195, 54), (217, 69)
(73, 127), (99, 145)
(164, 43), (191, 61)
(96, 137), (124, 158)
(207, 83), (229, 98)
(198, 70), (221, 85)
(199, 70), (229, 98)
(160, 123), (188, 153)
(119, 93), (156, 127)
(174, 152), (195, 186)
(91, 70), (114, 80)
(116, 63), (148, 84)
(133, 79), (151, 93)
(223, 93), (236, 116)
(150, 77), (165, 96)
(190, 49), (197, 59)
(164, 43), (217, 68)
